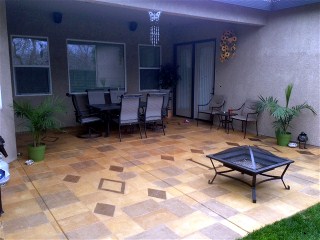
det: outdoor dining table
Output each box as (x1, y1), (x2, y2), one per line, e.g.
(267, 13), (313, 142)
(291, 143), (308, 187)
(90, 103), (120, 137)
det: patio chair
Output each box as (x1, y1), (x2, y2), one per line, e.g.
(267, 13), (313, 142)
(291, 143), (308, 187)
(197, 95), (225, 129)
(112, 94), (142, 141)
(229, 99), (259, 138)
(159, 89), (171, 118)
(141, 93), (166, 138)
(86, 89), (106, 105)
(110, 89), (126, 104)
(66, 93), (102, 138)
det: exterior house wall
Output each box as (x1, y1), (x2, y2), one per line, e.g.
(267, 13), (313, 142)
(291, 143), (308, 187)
(6, 1), (174, 127)
(0, 1), (17, 163)
(172, 4), (320, 146)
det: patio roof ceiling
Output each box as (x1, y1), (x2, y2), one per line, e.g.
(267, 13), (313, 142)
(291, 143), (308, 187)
(211, 0), (320, 11)
(6, 0), (269, 29)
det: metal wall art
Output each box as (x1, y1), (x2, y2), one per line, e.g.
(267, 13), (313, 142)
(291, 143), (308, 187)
(219, 30), (237, 63)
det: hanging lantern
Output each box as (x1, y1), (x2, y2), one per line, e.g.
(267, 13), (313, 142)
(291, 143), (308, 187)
(148, 10), (161, 46)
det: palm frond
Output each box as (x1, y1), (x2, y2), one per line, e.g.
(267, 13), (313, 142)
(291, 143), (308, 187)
(285, 83), (293, 108)
(257, 83), (317, 134)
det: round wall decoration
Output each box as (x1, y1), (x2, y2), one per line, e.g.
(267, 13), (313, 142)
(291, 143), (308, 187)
(220, 30), (237, 63)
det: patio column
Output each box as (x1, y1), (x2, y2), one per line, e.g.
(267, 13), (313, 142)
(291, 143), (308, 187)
(0, 0), (17, 163)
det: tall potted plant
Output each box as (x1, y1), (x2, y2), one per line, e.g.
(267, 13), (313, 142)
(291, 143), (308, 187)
(257, 83), (316, 146)
(158, 63), (180, 89)
(13, 97), (65, 161)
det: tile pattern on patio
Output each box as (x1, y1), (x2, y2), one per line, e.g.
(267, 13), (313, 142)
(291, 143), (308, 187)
(1, 117), (319, 239)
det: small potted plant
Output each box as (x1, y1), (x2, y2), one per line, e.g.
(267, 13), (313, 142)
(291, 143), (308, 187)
(257, 83), (316, 146)
(13, 96), (65, 161)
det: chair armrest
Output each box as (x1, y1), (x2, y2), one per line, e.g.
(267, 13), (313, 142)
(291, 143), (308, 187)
(198, 98), (212, 107)
(246, 112), (259, 121)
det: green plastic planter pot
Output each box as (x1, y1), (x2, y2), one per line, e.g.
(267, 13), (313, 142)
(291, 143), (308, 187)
(28, 144), (46, 162)
(276, 132), (292, 146)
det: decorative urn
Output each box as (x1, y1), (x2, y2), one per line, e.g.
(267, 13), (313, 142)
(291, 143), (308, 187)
(297, 132), (308, 149)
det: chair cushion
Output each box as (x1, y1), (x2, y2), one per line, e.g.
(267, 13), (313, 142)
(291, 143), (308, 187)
(231, 115), (256, 122)
(198, 109), (212, 114)
(80, 116), (101, 124)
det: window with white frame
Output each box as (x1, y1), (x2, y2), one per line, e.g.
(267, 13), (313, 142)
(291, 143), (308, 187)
(67, 40), (125, 93)
(11, 36), (51, 96)
(139, 45), (161, 90)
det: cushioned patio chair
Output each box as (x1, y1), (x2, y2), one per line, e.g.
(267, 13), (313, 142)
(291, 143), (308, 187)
(66, 93), (102, 138)
(159, 89), (171, 118)
(109, 89), (126, 104)
(141, 93), (166, 138)
(197, 95), (225, 129)
(112, 94), (142, 141)
(86, 89), (106, 105)
(230, 99), (259, 138)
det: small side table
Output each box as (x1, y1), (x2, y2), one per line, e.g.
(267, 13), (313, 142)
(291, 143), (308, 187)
(217, 111), (237, 133)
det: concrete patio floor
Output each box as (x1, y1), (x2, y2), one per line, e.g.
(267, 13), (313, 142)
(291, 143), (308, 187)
(1, 117), (319, 239)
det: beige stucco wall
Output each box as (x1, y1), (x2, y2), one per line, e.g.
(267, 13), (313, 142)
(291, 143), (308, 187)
(0, 0), (17, 162)
(172, 4), (320, 146)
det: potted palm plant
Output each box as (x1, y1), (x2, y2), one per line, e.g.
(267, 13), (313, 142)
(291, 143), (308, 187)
(257, 83), (316, 146)
(13, 96), (65, 161)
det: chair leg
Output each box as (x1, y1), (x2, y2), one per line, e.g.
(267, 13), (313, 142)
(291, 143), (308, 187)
(138, 123), (142, 139)
(162, 120), (165, 135)
(144, 122), (147, 138)
(210, 115), (214, 130)
(119, 124), (122, 142)
(256, 121), (259, 136)
(244, 121), (247, 139)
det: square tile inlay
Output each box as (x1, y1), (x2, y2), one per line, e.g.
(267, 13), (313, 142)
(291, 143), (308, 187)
(98, 178), (125, 194)
(297, 150), (314, 155)
(226, 142), (240, 146)
(97, 145), (116, 152)
(63, 175), (81, 183)
(248, 138), (262, 142)
(148, 188), (167, 200)
(191, 149), (204, 154)
(94, 203), (115, 217)
(109, 165), (124, 172)
(161, 155), (174, 161)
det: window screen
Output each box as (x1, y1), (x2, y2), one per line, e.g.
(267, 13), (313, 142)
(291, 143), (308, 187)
(11, 36), (51, 95)
(139, 45), (161, 91)
(67, 40), (125, 93)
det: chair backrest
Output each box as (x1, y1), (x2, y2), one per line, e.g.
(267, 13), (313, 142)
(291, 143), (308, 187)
(110, 89), (126, 103)
(210, 95), (225, 110)
(145, 93), (165, 121)
(120, 94), (141, 124)
(66, 93), (85, 123)
(242, 99), (258, 117)
(87, 89), (105, 105)
(159, 89), (171, 115)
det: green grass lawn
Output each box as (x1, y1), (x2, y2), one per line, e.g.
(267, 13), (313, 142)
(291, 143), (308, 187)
(241, 203), (320, 240)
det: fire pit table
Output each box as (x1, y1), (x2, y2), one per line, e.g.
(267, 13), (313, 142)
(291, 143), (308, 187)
(206, 146), (294, 203)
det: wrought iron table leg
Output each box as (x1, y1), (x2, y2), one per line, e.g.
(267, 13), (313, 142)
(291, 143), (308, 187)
(251, 175), (257, 203)
(208, 159), (217, 184)
(281, 164), (291, 190)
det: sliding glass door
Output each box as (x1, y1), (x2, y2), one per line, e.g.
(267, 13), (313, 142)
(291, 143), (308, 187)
(175, 40), (216, 118)
(175, 44), (193, 117)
